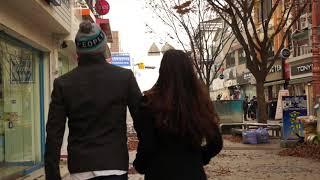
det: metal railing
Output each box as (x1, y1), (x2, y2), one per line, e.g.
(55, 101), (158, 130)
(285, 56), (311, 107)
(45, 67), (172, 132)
(292, 46), (312, 57)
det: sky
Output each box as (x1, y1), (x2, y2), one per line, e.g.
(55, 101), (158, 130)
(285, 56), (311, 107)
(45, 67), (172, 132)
(106, 0), (168, 91)
(106, 0), (151, 61)
(106, 0), (180, 62)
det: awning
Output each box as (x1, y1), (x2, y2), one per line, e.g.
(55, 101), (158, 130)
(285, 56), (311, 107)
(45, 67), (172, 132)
(264, 80), (285, 87)
(96, 18), (113, 43)
(289, 77), (312, 85)
(80, 8), (96, 22)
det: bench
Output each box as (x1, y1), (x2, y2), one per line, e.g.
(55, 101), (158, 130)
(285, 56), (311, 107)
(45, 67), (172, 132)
(227, 122), (282, 138)
(231, 127), (243, 135)
(219, 123), (244, 134)
(244, 123), (281, 138)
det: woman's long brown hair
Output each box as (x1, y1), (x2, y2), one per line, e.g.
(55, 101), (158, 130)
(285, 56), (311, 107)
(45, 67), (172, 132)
(144, 49), (219, 146)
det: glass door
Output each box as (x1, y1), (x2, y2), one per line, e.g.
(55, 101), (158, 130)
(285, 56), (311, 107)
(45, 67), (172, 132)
(0, 34), (41, 178)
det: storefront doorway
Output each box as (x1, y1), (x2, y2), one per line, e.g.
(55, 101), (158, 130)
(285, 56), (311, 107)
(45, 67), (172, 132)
(0, 33), (43, 179)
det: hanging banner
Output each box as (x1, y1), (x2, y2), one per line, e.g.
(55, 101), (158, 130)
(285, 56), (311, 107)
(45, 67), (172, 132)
(275, 89), (289, 120)
(282, 96), (307, 141)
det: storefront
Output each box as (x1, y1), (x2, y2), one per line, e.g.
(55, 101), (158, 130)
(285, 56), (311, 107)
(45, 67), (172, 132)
(264, 60), (285, 101)
(262, 60), (285, 119)
(210, 78), (229, 100)
(288, 58), (313, 115)
(0, 32), (45, 179)
(236, 65), (256, 99)
(223, 67), (238, 99)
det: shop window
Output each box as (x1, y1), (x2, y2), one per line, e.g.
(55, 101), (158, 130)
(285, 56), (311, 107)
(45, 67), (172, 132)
(267, 44), (274, 60)
(226, 51), (235, 68)
(256, 0), (272, 22)
(238, 48), (246, 64)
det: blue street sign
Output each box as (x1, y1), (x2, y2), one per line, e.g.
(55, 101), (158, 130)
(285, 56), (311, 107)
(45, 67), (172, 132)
(111, 55), (131, 67)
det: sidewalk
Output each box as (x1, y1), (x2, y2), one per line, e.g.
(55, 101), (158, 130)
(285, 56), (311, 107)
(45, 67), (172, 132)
(21, 139), (280, 180)
(17, 162), (69, 180)
(19, 152), (143, 180)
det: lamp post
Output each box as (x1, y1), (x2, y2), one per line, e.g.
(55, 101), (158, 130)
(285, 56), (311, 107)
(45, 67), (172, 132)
(312, 0), (320, 115)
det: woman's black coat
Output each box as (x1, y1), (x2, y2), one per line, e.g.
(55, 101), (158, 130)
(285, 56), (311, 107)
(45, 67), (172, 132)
(133, 99), (223, 180)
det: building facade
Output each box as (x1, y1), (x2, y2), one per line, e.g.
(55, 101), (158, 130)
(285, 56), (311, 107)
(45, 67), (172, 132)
(288, 3), (314, 115)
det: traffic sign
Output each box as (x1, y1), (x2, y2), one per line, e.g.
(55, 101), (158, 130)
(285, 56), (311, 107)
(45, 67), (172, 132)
(111, 54), (131, 67)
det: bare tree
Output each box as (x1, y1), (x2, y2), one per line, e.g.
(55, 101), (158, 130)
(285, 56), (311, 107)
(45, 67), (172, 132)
(206, 0), (308, 123)
(147, 0), (234, 90)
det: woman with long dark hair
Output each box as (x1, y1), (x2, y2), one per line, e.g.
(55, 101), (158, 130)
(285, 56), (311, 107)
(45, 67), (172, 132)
(133, 50), (223, 180)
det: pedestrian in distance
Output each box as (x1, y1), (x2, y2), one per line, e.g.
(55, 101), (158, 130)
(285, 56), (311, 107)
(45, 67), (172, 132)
(243, 96), (249, 121)
(133, 50), (223, 180)
(45, 21), (142, 180)
(249, 96), (257, 120)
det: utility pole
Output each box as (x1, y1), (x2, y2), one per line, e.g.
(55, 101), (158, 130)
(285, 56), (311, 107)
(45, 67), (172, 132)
(312, 0), (320, 113)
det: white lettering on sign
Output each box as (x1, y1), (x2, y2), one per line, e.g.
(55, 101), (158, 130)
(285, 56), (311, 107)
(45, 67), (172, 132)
(297, 64), (313, 72)
(269, 65), (282, 73)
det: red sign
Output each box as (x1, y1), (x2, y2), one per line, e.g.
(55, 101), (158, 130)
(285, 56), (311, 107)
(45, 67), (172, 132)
(95, 0), (110, 15)
(284, 61), (290, 80)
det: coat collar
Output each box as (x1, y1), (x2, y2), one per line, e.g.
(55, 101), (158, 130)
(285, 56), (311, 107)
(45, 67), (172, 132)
(77, 54), (107, 66)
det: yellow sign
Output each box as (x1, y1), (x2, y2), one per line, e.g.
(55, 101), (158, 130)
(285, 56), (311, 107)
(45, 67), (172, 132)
(137, 63), (145, 69)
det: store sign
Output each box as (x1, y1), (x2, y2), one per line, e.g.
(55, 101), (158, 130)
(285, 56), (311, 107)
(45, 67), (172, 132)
(244, 72), (252, 80)
(95, 0), (110, 15)
(111, 54), (131, 67)
(10, 60), (34, 83)
(237, 72), (254, 85)
(223, 79), (237, 87)
(280, 48), (290, 59)
(269, 64), (282, 73)
(266, 60), (283, 82)
(291, 62), (313, 76)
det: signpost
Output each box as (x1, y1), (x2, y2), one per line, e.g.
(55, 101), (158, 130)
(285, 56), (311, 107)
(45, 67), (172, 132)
(275, 90), (289, 120)
(282, 96), (307, 141)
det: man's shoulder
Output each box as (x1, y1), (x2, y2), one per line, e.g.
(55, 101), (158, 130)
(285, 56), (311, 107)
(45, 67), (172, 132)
(105, 64), (134, 79)
(107, 63), (132, 73)
(54, 68), (78, 82)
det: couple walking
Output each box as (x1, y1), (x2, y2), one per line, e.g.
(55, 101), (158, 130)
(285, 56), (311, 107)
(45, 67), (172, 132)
(45, 21), (223, 180)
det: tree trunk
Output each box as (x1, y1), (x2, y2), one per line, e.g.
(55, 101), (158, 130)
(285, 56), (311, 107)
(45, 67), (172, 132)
(256, 80), (268, 123)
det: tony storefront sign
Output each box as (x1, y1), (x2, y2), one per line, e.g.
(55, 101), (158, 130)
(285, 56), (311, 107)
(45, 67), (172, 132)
(291, 62), (313, 76)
